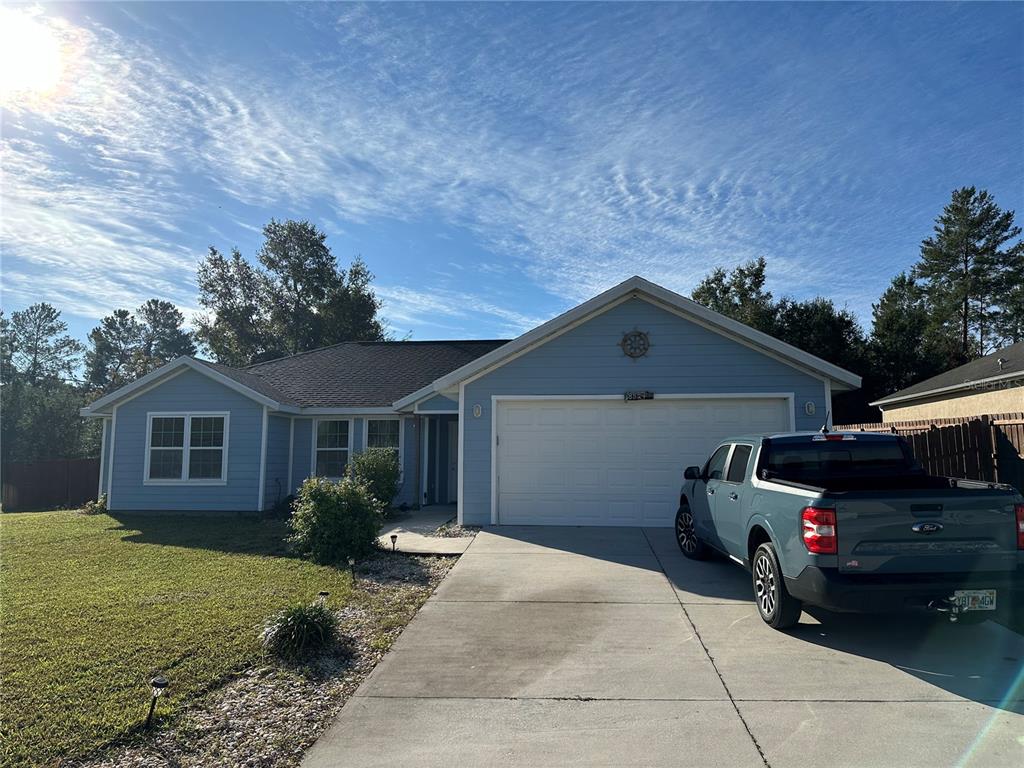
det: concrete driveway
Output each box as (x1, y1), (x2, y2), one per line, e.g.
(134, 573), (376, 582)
(304, 527), (1024, 768)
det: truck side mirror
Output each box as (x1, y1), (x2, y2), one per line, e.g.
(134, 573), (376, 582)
(683, 466), (701, 480)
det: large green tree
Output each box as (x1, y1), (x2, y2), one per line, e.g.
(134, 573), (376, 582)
(196, 219), (387, 365)
(1, 304), (95, 463)
(691, 256), (778, 334)
(85, 300), (195, 393)
(2, 303), (82, 386)
(914, 187), (1022, 363)
(867, 273), (944, 398)
(691, 258), (872, 422)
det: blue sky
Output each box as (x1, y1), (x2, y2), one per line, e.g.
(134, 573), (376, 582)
(2, 2), (1022, 344)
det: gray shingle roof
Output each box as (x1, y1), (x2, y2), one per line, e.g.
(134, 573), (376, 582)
(874, 341), (1024, 405)
(236, 340), (510, 408)
(194, 360), (301, 407)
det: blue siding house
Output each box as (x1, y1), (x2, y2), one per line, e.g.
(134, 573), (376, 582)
(84, 277), (861, 527)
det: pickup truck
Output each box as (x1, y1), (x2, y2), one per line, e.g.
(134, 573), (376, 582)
(676, 430), (1024, 629)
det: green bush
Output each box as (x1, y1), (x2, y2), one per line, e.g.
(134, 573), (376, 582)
(261, 601), (338, 661)
(80, 494), (107, 516)
(347, 448), (401, 508)
(288, 476), (382, 564)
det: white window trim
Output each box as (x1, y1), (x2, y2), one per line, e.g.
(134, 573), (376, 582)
(362, 416), (405, 475)
(310, 417), (354, 480)
(143, 411), (230, 485)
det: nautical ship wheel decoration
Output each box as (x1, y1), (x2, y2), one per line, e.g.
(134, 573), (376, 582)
(619, 329), (650, 359)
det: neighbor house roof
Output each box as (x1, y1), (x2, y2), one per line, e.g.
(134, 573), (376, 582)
(871, 341), (1024, 408)
(244, 340), (509, 408)
(394, 275), (863, 409)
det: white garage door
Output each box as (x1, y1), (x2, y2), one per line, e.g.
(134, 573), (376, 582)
(495, 397), (791, 526)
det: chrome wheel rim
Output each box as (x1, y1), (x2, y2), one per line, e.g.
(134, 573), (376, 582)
(754, 554), (776, 617)
(676, 510), (698, 554)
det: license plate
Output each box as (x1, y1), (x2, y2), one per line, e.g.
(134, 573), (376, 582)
(953, 589), (997, 612)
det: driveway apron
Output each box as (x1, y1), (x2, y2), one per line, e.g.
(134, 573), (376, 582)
(304, 526), (1024, 768)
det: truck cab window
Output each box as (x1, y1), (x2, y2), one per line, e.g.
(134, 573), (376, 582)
(726, 444), (752, 483)
(705, 445), (732, 481)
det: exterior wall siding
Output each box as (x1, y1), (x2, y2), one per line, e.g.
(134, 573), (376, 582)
(882, 385), (1024, 422)
(263, 415), (290, 510)
(460, 297), (831, 525)
(417, 394), (458, 412)
(108, 369), (264, 512)
(290, 418), (312, 495)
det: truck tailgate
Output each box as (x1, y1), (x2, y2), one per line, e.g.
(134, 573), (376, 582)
(834, 489), (1019, 574)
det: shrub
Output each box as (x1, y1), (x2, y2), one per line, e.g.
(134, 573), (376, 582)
(80, 494), (107, 516)
(261, 601), (338, 661)
(288, 476), (382, 564)
(347, 448), (401, 509)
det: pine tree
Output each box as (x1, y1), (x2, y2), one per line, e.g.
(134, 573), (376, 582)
(914, 187), (1022, 364)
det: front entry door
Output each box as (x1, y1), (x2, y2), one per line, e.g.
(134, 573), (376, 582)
(447, 421), (458, 503)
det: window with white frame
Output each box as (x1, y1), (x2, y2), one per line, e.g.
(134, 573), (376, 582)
(315, 419), (350, 478)
(147, 413), (227, 482)
(366, 418), (400, 453)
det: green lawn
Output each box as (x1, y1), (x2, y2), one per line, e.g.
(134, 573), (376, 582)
(0, 511), (379, 768)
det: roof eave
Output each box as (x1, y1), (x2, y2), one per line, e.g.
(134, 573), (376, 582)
(80, 357), (288, 417)
(870, 370), (1024, 408)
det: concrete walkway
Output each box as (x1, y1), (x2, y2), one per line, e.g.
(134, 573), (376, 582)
(305, 526), (1024, 768)
(376, 506), (472, 555)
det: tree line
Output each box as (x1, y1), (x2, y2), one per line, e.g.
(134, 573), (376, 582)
(1, 220), (388, 463)
(2, 188), (1021, 463)
(691, 187), (1022, 420)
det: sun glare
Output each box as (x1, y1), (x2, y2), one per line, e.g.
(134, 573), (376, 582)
(0, 8), (65, 104)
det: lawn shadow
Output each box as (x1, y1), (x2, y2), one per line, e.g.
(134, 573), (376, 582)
(107, 512), (295, 557)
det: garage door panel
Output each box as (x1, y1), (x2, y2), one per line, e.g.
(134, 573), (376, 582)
(496, 398), (790, 527)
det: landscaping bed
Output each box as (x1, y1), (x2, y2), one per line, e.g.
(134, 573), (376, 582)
(0, 511), (453, 768)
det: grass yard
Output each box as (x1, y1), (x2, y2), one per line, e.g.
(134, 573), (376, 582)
(0, 510), (425, 768)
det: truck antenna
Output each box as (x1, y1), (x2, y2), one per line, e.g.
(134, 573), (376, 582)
(819, 411), (831, 434)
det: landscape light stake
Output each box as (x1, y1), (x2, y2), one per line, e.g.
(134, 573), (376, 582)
(145, 676), (168, 729)
(317, 591), (329, 605)
(390, 533), (398, 551)
(348, 557), (356, 585)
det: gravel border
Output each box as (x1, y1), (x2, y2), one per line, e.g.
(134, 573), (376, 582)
(430, 521), (480, 539)
(69, 554), (454, 768)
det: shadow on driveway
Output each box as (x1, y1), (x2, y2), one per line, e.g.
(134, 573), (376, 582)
(475, 524), (1024, 714)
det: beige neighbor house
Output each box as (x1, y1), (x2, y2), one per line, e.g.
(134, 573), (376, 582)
(871, 341), (1024, 422)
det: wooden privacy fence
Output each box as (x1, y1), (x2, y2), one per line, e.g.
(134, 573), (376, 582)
(833, 412), (1024, 493)
(1, 458), (100, 512)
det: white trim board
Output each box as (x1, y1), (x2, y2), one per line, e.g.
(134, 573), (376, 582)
(257, 407), (269, 510)
(488, 392), (795, 525)
(97, 416), (109, 499)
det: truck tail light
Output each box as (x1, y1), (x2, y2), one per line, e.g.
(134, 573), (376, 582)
(801, 506), (837, 554)
(1016, 504), (1024, 551)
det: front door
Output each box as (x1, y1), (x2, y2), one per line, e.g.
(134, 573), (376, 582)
(447, 421), (458, 503)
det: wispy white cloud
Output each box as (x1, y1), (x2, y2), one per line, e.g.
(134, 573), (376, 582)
(1, 2), (1020, 340)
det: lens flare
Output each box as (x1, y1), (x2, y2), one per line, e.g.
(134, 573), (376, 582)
(0, 8), (64, 104)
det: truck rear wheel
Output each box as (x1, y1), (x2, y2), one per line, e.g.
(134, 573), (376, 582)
(675, 505), (709, 560)
(752, 542), (802, 629)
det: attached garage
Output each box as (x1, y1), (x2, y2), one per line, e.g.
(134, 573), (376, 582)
(395, 276), (861, 527)
(494, 396), (791, 526)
